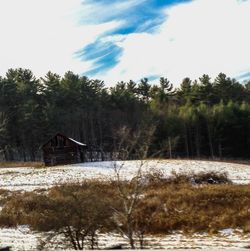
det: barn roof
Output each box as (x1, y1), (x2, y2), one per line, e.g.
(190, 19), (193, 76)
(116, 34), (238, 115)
(42, 133), (86, 148)
(68, 137), (86, 146)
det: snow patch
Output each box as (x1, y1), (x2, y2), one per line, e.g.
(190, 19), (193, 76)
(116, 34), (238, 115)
(0, 160), (249, 191)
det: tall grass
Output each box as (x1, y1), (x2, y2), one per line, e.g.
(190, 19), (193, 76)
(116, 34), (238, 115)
(0, 172), (249, 236)
(0, 161), (44, 168)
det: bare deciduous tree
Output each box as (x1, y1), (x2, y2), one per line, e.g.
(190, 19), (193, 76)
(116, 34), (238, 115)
(111, 126), (155, 249)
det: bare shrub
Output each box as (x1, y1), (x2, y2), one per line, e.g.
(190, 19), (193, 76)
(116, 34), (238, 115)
(143, 169), (231, 188)
(0, 182), (115, 250)
(142, 183), (250, 233)
(191, 171), (231, 184)
(0, 173), (249, 249)
(111, 126), (155, 249)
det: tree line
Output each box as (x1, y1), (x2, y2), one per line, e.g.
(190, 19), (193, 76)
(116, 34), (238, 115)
(0, 68), (249, 161)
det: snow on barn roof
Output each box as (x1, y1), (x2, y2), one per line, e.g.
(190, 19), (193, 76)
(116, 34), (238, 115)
(69, 137), (86, 146)
(42, 133), (87, 148)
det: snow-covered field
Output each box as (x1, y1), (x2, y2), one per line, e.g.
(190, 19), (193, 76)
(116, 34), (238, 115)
(0, 160), (249, 250)
(0, 226), (249, 250)
(0, 159), (249, 191)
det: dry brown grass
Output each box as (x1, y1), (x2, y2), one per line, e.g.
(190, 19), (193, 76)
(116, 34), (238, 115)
(0, 189), (21, 207)
(144, 170), (231, 187)
(0, 161), (44, 168)
(0, 172), (249, 235)
(142, 183), (250, 234)
(148, 157), (250, 165)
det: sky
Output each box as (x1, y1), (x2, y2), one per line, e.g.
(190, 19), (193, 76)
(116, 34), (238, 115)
(0, 0), (250, 86)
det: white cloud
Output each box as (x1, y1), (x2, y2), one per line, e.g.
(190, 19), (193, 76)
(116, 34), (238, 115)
(78, 0), (146, 24)
(0, 0), (120, 77)
(1, 0), (250, 84)
(99, 0), (250, 85)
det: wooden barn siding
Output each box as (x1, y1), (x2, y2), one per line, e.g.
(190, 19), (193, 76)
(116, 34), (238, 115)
(43, 152), (109, 166)
(43, 146), (84, 164)
(0, 150), (115, 163)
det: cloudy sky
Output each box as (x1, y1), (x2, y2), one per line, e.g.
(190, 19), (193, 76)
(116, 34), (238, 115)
(0, 0), (250, 86)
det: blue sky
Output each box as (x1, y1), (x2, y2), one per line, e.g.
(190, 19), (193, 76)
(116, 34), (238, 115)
(77, 0), (192, 77)
(0, 0), (250, 86)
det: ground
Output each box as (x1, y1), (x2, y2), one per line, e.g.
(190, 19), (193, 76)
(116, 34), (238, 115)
(0, 159), (249, 250)
(0, 159), (250, 191)
(0, 227), (249, 250)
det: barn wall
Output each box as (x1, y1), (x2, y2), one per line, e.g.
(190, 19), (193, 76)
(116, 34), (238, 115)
(42, 134), (86, 166)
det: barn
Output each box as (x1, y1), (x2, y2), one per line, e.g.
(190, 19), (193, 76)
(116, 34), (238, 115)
(42, 133), (87, 166)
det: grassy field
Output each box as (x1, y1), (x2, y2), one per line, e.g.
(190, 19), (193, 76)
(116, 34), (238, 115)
(0, 161), (44, 168)
(2, 177), (250, 233)
(0, 160), (249, 250)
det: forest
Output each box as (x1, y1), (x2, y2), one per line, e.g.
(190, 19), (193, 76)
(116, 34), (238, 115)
(0, 68), (249, 161)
